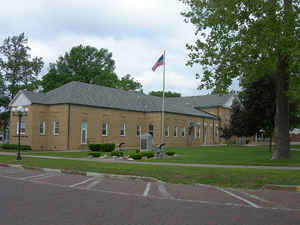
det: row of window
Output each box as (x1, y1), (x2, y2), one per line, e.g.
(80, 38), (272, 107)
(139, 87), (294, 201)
(16, 120), (59, 136)
(39, 120), (59, 136)
(17, 120), (219, 145)
(164, 126), (219, 138)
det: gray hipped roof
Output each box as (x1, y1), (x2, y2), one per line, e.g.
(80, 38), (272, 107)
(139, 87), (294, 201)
(19, 82), (232, 119)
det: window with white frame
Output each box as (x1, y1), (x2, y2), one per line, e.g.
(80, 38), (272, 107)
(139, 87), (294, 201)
(53, 120), (59, 136)
(216, 125), (219, 137)
(40, 120), (45, 135)
(165, 126), (169, 137)
(174, 126), (178, 137)
(81, 121), (87, 144)
(102, 122), (108, 136)
(120, 123), (126, 136)
(16, 121), (26, 135)
(181, 127), (186, 137)
(137, 125), (141, 136)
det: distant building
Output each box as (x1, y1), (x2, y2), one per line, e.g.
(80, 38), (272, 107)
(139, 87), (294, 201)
(9, 82), (235, 150)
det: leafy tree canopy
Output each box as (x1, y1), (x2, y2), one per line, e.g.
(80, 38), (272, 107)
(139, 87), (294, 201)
(149, 91), (181, 98)
(180, 0), (300, 159)
(116, 74), (143, 92)
(180, 0), (300, 94)
(0, 33), (43, 140)
(41, 45), (119, 92)
(0, 33), (44, 99)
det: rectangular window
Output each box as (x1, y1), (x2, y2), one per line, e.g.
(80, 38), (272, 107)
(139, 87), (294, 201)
(16, 121), (25, 135)
(174, 127), (178, 137)
(216, 127), (219, 137)
(137, 125), (141, 136)
(182, 127), (186, 137)
(81, 121), (87, 144)
(120, 123), (126, 136)
(40, 120), (45, 135)
(165, 126), (169, 137)
(102, 123), (108, 136)
(195, 127), (200, 139)
(149, 124), (154, 136)
(53, 120), (59, 136)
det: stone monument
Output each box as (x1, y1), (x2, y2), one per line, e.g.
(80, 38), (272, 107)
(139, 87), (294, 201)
(139, 133), (153, 152)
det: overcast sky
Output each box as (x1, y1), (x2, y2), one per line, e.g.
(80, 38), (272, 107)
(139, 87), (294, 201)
(1, 0), (237, 96)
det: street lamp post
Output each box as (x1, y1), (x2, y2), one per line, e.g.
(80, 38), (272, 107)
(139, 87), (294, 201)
(12, 106), (29, 161)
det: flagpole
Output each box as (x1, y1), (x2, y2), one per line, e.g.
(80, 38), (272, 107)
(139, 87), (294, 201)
(161, 50), (166, 144)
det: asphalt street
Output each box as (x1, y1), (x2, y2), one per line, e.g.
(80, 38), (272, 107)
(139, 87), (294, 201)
(0, 166), (299, 225)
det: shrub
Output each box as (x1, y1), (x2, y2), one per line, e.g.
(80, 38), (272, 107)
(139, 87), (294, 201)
(111, 150), (124, 157)
(88, 144), (101, 151)
(88, 152), (101, 157)
(129, 153), (143, 160)
(140, 151), (155, 158)
(101, 143), (115, 152)
(88, 143), (115, 152)
(0, 144), (31, 150)
(165, 150), (176, 156)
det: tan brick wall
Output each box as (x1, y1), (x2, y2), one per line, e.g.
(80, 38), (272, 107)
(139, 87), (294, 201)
(10, 104), (222, 150)
(10, 105), (33, 147)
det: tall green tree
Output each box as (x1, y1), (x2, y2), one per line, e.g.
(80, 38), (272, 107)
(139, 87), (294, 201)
(116, 74), (143, 92)
(149, 91), (181, 98)
(180, 0), (300, 159)
(0, 33), (43, 141)
(41, 45), (118, 92)
(0, 33), (44, 99)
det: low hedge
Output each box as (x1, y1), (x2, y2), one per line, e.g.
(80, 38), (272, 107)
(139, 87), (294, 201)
(129, 151), (155, 160)
(140, 151), (155, 158)
(165, 150), (176, 156)
(111, 150), (124, 157)
(0, 144), (32, 151)
(129, 153), (143, 160)
(88, 143), (115, 152)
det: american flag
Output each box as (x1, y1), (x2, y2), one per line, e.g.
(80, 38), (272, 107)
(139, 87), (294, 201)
(152, 54), (164, 72)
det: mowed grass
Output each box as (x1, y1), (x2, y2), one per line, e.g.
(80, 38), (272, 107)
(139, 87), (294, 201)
(1, 145), (300, 166)
(0, 155), (300, 189)
(151, 145), (300, 166)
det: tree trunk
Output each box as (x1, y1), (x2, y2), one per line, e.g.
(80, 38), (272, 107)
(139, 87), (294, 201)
(269, 135), (272, 153)
(272, 65), (290, 160)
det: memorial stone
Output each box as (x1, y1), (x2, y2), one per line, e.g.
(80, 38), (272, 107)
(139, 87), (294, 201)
(140, 133), (153, 152)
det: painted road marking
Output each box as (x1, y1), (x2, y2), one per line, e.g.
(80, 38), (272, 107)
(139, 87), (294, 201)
(231, 189), (273, 204)
(1, 173), (300, 212)
(85, 180), (101, 190)
(216, 187), (261, 208)
(297, 186), (300, 192)
(143, 182), (151, 197)
(20, 173), (58, 180)
(8, 164), (24, 169)
(69, 177), (95, 188)
(158, 183), (174, 200)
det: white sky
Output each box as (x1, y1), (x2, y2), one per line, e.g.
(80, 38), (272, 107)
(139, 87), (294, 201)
(1, 0), (239, 96)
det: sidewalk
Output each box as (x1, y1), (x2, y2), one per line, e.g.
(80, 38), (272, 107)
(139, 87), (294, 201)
(1, 152), (300, 170)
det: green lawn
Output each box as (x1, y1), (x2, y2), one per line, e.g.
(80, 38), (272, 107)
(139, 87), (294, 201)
(0, 155), (299, 189)
(1, 145), (300, 166)
(151, 145), (300, 166)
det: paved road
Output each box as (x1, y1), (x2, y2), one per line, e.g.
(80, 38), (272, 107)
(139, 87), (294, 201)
(1, 152), (300, 170)
(0, 166), (299, 225)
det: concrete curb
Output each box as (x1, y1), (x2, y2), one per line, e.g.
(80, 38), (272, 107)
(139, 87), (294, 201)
(263, 184), (300, 192)
(0, 163), (160, 183)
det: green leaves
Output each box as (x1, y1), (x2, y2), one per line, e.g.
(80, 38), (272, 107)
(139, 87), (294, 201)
(180, 0), (300, 93)
(41, 45), (118, 92)
(0, 33), (44, 99)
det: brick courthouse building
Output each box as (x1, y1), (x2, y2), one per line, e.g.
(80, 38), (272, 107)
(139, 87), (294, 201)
(9, 82), (234, 150)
